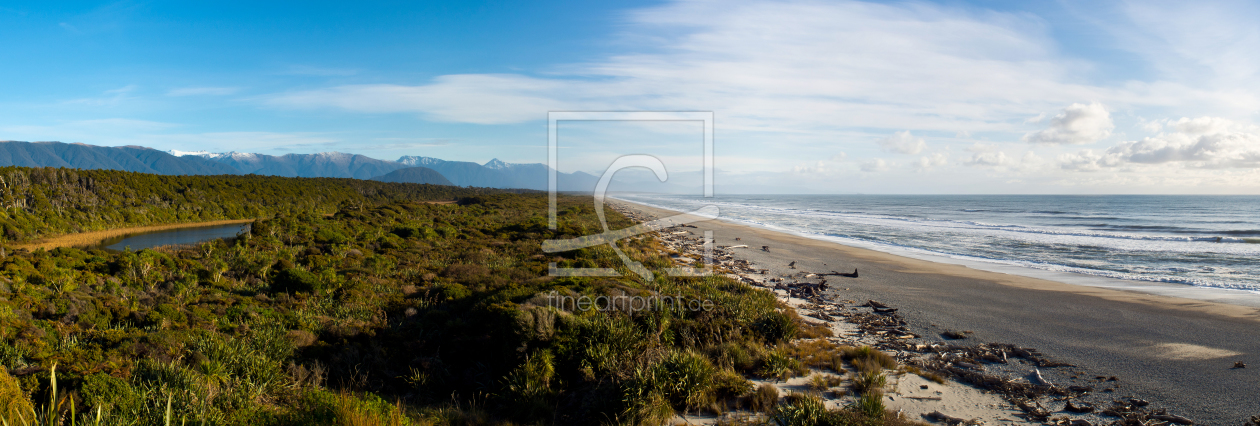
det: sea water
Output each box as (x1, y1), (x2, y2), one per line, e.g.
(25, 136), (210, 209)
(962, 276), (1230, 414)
(615, 194), (1260, 292)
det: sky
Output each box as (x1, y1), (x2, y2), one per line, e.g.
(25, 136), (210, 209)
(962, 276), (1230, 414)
(2, 0), (1259, 193)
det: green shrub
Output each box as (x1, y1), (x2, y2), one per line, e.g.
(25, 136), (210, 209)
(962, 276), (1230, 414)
(433, 282), (470, 301)
(755, 310), (798, 344)
(271, 268), (324, 294)
(80, 372), (142, 418)
(655, 349), (717, 409)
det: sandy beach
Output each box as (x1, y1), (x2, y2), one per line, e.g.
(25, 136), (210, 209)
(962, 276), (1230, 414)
(616, 200), (1259, 425)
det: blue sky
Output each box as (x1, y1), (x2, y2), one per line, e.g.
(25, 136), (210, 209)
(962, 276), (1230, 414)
(2, 0), (1259, 193)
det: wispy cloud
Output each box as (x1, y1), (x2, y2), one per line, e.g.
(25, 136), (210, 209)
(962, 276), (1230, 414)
(65, 85), (138, 106)
(261, 0), (1115, 132)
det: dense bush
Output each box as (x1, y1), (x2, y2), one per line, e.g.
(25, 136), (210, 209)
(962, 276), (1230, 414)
(0, 169), (905, 425)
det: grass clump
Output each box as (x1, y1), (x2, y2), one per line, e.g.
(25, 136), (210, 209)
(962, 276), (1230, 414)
(808, 373), (844, 394)
(745, 384), (779, 413)
(852, 370), (888, 395)
(846, 346), (898, 373)
(758, 346), (807, 381)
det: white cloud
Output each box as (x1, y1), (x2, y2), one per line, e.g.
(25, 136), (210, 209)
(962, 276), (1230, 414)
(1024, 112), (1047, 124)
(967, 142), (999, 153)
(830, 152), (847, 161)
(1059, 116), (1260, 169)
(1057, 150), (1117, 171)
(792, 160), (832, 174)
(877, 130), (926, 154)
(860, 158), (892, 172)
(1021, 151), (1046, 167)
(915, 152), (949, 170)
(966, 151), (1010, 167)
(266, 76), (572, 124)
(167, 87), (239, 96)
(262, 0), (1119, 133)
(1022, 102), (1114, 145)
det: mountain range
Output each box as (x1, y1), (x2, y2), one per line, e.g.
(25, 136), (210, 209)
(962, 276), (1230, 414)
(0, 140), (599, 191)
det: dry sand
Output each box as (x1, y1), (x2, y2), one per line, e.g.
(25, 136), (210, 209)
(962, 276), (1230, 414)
(14, 219), (256, 251)
(617, 200), (1259, 425)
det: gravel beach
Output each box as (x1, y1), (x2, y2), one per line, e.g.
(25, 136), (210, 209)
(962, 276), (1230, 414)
(616, 200), (1260, 425)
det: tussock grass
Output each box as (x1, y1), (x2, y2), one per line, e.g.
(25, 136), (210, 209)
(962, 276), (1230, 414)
(807, 373), (844, 394)
(846, 346), (898, 373)
(852, 370), (888, 395)
(746, 384), (779, 413)
(902, 365), (946, 384)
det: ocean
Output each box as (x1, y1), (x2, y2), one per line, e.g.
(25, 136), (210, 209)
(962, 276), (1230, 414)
(614, 194), (1260, 292)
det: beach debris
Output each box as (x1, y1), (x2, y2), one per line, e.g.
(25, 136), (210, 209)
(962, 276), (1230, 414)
(1030, 368), (1053, 386)
(1149, 414), (1194, 424)
(1066, 385), (1093, 394)
(1098, 399), (1193, 425)
(1247, 415), (1260, 426)
(734, 237), (741, 241)
(954, 361), (984, 371)
(1068, 420), (1092, 426)
(922, 410), (979, 425)
(761, 245), (770, 252)
(1233, 361), (1246, 368)
(788, 261), (797, 269)
(941, 330), (970, 340)
(727, 244), (748, 248)
(1064, 400), (1094, 413)
(1015, 399), (1051, 421)
(905, 396), (943, 401)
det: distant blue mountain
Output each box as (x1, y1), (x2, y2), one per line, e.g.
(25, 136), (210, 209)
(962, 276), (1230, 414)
(397, 156), (598, 191)
(0, 141), (240, 175)
(369, 167), (454, 186)
(0, 141), (601, 191)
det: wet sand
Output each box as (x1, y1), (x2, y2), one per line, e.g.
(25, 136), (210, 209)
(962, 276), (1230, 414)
(619, 200), (1260, 425)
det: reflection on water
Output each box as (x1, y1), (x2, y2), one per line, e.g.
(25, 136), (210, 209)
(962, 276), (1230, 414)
(92, 223), (251, 251)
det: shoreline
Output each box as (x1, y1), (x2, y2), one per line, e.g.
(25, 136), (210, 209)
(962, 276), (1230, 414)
(13, 219), (256, 251)
(614, 199), (1260, 425)
(616, 195), (1260, 310)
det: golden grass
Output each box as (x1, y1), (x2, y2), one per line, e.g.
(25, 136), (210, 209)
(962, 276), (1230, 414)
(14, 219), (256, 251)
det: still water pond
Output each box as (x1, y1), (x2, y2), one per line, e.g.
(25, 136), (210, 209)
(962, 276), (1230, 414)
(92, 223), (251, 251)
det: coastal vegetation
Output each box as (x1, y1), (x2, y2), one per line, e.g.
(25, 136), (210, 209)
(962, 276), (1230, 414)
(0, 166), (918, 425)
(0, 166), (501, 245)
